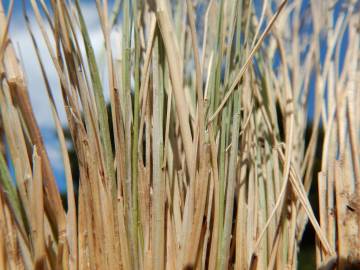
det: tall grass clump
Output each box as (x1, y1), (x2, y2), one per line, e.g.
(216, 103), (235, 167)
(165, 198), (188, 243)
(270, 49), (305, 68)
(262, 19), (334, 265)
(0, 0), (359, 269)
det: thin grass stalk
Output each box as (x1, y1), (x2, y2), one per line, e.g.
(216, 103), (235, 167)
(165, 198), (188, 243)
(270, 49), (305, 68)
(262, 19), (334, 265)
(218, 88), (241, 270)
(74, 0), (115, 197)
(131, 0), (142, 255)
(151, 32), (165, 270)
(155, 2), (194, 178)
(122, 0), (138, 267)
(0, 150), (23, 229)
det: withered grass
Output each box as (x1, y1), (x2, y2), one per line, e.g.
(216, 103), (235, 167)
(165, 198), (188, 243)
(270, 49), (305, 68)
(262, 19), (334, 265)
(0, 0), (359, 269)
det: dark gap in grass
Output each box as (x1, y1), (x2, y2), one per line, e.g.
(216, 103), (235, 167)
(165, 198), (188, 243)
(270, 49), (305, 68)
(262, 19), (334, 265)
(275, 102), (285, 142)
(298, 123), (324, 269)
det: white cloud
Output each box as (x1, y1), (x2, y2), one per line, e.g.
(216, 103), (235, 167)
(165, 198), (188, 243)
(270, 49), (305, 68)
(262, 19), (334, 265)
(45, 136), (64, 172)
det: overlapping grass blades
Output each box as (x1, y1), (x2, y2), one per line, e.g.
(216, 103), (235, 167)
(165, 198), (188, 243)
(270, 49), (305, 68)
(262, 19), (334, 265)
(0, 0), (359, 269)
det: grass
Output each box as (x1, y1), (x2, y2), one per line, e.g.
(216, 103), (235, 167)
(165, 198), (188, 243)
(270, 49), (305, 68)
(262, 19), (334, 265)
(0, 0), (359, 269)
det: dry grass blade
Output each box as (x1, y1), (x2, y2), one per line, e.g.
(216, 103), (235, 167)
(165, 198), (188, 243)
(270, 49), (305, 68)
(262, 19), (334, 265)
(0, 0), (358, 269)
(208, 0), (287, 123)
